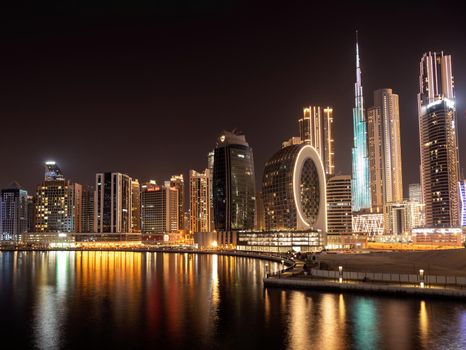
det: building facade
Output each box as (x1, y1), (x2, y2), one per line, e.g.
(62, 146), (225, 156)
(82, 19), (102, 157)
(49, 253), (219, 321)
(351, 35), (371, 212)
(27, 195), (35, 232)
(213, 130), (256, 243)
(298, 106), (335, 176)
(131, 179), (141, 233)
(418, 52), (459, 227)
(0, 184), (28, 238)
(95, 172), (132, 233)
(170, 174), (184, 230)
(189, 169), (211, 233)
(141, 181), (179, 235)
(35, 162), (78, 233)
(326, 175), (352, 233)
(81, 186), (95, 233)
(352, 213), (384, 237)
(262, 143), (327, 232)
(409, 183), (422, 203)
(367, 88), (403, 212)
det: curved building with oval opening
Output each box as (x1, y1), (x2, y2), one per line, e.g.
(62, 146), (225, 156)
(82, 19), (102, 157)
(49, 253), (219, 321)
(262, 143), (327, 232)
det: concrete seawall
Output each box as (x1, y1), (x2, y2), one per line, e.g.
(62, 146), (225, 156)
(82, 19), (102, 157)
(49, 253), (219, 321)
(264, 277), (466, 299)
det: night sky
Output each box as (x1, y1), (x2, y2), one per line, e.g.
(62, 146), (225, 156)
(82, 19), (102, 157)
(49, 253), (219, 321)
(1, 1), (465, 196)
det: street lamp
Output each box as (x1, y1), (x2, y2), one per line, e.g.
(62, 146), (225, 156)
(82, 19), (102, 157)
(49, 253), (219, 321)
(338, 265), (343, 283)
(419, 269), (425, 288)
(265, 263), (269, 278)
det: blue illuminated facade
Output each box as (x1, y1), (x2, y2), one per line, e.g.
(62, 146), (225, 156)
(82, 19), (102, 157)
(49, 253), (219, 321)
(351, 34), (371, 212)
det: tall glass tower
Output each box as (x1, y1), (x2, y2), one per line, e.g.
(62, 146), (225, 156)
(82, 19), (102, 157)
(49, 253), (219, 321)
(351, 33), (371, 212)
(213, 130), (256, 244)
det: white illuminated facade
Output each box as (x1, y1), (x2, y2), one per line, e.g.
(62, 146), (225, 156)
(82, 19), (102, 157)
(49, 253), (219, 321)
(352, 213), (384, 237)
(418, 51), (459, 227)
(189, 169), (211, 233)
(299, 106), (335, 176)
(236, 229), (326, 253)
(262, 143), (327, 232)
(367, 88), (403, 213)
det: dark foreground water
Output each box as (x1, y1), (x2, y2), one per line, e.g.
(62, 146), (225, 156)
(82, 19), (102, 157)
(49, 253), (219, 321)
(1, 251), (466, 349)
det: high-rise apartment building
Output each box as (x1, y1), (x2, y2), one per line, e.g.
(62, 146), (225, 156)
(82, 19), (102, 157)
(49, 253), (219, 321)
(131, 179), (141, 233)
(81, 186), (95, 233)
(73, 183), (83, 233)
(299, 106), (335, 176)
(170, 174), (184, 230)
(189, 169), (211, 233)
(35, 162), (78, 233)
(418, 52), (459, 227)
(351, 34), (371, 212)
(26, 195), (35, 232)
(207, 151), (215, 231)
(95, 172), (132, 233)
(141, 181), (179, 235)
(213, 130), (256, 244)
(0, 183), (28, 238)
(367, 89), (403, 212)
(326, 175), (352, 233)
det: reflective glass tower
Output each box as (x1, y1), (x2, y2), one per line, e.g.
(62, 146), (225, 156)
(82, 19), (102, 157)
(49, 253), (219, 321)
(351, 33), (371, 212)
(213, 130), (256, 244)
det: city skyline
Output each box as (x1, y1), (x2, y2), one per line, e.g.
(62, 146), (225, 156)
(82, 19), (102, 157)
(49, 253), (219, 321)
(0, 2), (465, 198)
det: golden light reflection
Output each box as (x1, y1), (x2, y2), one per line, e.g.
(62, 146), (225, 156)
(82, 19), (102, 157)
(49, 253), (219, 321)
(419, 300), (429, 348)
(316, 294), (342, 350)
(338, 294), (346, 326)
(288, 292), (312, 350)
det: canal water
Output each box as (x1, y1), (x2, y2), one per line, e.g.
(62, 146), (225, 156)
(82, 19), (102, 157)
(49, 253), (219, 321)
(0, 251), (465, 349)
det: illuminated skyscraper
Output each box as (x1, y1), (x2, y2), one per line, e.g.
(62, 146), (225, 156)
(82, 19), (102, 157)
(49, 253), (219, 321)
(207, 151), (215, 231)
(1, 182), (28, 238)
(262, 143), (327, 231)
(131, 179), (141, 233)
(35, 162), (78, 233)
(170, 174), (184, 230)
(367, 88), (403, 212)
(418, 52), (459, 227)
(351, 33), (371, 212)
(299, 106), (335, 176)
(95, 172), (132, 233)
(213, 130), (256, 244)
(458, 181), (466, 227)
(141, 181), (178, 236)
(189, 169), (211, 233)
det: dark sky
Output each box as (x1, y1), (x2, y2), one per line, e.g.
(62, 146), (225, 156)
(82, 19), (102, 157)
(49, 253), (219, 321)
(1, 0), (465, 196)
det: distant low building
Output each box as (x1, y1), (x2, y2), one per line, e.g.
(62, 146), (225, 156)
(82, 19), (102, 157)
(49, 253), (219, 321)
(236, 229), (326, 253)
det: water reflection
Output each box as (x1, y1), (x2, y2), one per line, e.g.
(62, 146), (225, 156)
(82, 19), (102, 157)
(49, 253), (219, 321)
(0, 251), (466, 349)
(352, 298), (379, 349)
(419, 300), (429, 348)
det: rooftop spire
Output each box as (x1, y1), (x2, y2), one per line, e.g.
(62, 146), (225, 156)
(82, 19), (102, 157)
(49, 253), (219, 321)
(355, 30), (361, 85)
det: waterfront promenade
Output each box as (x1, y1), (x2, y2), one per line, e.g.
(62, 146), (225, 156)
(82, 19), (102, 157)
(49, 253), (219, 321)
(264, 250), (466, 299)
